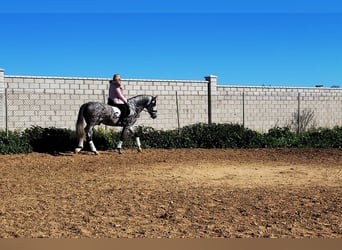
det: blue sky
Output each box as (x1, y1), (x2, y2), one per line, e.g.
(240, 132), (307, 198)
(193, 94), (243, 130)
(1, 0), (342, 87)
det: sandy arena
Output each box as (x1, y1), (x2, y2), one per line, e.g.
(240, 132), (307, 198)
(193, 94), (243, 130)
(0, 148), (341, 238)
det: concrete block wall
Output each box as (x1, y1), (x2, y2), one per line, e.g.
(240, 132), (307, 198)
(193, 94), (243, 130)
(4, 76), (108, 130)
(119, 78), (209, 129)
(1, 70), (341, 132)
(3, 74), (208, 131)
(215, 85), (342, 131)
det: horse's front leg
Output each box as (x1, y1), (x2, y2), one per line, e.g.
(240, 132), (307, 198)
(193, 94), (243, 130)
(136, 137), (142, 152)
(128, 127), (142, 152)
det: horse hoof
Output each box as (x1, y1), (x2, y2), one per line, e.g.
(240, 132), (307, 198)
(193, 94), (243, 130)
(137, 148), (142, 153)
(75, 147), (82, 154)
(118, 149), (122, 154)
(93, 151), (99, 155)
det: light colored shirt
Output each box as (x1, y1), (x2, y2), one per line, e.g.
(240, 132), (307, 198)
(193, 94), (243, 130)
(109, 82), (127, 104)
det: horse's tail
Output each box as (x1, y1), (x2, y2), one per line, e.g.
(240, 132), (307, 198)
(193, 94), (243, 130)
(76, 103), (87, 141)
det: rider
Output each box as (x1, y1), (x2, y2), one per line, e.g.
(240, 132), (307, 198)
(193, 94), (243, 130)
(108, 74), (130, 124)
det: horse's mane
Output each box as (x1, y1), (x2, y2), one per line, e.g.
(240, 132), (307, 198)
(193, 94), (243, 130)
(128, 95), (152, 105)
(128, 94), (152, 101)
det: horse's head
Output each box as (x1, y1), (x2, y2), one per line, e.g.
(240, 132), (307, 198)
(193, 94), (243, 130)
(146, 96), (158, 119)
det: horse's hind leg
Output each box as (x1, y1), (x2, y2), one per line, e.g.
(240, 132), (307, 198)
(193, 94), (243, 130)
(75, 134), (85, 153)
(75, 139), (84, 153)
(85, 124), (99, 155)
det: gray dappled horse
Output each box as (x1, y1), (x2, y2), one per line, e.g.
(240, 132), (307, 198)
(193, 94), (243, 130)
(75, 95), (157, 154)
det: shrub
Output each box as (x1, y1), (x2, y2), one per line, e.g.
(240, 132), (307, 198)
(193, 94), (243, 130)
(178, 123), (264, 149)
(134, 126), (180, 149)
(0, 130), (32, 154)
(286, 108), (317, 132)
(24, 126), (76, 153)
(298, 126), (342, 148)
(92, 127), (117, 150)
(264, 127), (298, 148)
(92, 127), (138, 150)
(0, 124), (341, 155)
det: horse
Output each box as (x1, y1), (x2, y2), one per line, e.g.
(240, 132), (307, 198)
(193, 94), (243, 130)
(75, 95), (157, 155)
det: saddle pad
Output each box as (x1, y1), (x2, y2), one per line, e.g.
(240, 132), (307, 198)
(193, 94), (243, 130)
(111, 106), (121, 118)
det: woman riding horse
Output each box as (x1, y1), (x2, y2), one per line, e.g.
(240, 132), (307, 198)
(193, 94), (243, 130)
(107, 74), (130, 125)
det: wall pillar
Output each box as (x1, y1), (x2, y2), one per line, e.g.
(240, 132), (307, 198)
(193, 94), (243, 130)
(0, 68), (4, 89)
(0, 68), (5, 130)
(205, 75), (217, 124)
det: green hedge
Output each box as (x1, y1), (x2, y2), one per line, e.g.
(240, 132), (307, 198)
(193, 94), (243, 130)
(23, 126), (76, 153)
(298, 127), (342, 148)
(132, 124), (342, 149)
(0, 130), (32, 154)
(0, 124), (341, 154)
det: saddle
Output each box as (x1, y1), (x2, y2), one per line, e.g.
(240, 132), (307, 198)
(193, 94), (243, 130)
(107, 98), (130, 124)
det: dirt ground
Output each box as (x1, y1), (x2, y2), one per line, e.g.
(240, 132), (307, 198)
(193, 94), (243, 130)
(0, 148), (341, 238)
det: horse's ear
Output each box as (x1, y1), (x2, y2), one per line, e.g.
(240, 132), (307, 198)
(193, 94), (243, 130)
(154, 95), (158, 100)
